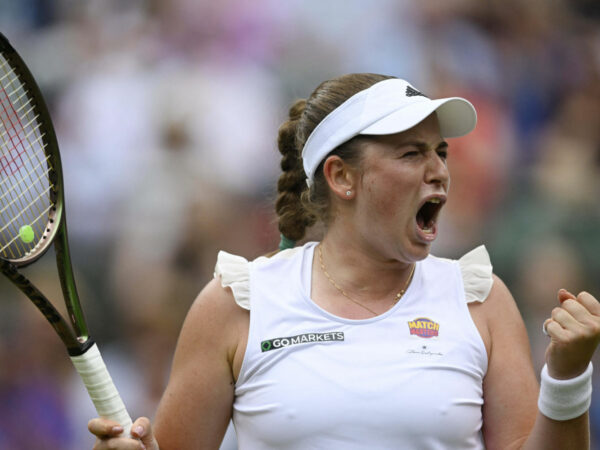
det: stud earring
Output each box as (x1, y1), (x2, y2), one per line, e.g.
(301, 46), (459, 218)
(346, 190), (352, 196)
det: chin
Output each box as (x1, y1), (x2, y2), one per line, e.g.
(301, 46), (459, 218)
(412, 246), (432, 262)
(398, 240), (432, 263)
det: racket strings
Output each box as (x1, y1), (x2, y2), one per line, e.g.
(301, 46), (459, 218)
(0, 54), (55, 260)
(1, 204), (53, 253)
(0, 152), (51, 210)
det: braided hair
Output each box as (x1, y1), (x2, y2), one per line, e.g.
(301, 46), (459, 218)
(275, 73), (395, 247)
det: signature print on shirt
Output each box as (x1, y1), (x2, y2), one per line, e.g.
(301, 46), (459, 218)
(407, 317), (444, 356)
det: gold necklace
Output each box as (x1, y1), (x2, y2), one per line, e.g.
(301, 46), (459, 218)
(317, 244), (416, 316)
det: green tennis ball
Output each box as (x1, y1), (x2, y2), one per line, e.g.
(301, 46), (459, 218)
(19, 225), (35, 243)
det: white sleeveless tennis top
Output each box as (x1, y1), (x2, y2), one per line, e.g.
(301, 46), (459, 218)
(215, 242), (493, 449)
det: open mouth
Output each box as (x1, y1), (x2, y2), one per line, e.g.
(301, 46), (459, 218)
(416, 197), (445, 234)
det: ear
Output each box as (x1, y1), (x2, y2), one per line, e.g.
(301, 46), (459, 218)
(322, 155), (358, 200)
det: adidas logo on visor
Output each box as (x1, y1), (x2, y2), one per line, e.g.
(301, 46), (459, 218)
(406, 86), (427, 98)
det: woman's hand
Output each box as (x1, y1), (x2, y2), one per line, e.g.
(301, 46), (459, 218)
(88, 417), (160, 450)
(544, 289), (600, 379)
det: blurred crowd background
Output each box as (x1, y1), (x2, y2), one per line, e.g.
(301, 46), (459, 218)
(0, 0), (599, 448)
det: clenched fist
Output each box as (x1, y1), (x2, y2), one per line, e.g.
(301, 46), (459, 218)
(544, 289), (600, 380)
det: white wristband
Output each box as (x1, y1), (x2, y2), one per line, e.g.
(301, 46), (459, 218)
(538, 362), (593, 421)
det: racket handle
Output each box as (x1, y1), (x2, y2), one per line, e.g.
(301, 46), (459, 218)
(70, 343), (133, 436)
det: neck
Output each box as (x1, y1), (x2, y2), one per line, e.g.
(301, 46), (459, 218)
(317, 231), (416, 305)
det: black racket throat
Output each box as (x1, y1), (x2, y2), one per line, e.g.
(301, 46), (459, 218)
(0, 32), (90, 355)
(0, 258), (93, 357)
(0, 32), (133, 433)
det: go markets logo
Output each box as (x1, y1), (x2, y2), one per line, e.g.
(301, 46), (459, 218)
(260, 331), (344, 352)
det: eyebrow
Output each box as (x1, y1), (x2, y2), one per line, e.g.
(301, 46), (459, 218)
(397, 140), (448, 151)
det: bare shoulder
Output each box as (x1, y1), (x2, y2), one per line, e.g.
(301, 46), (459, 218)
(153, 277), (250, 449)
(469, 274), (538, 449)
(468, 274), (526, 357)
(176, 276), (250, 375)
(185, 276), (249, 335)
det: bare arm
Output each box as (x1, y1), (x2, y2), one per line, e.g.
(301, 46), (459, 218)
(475, 275), (538, 449)
(153, 277), (248, 449)
(480, 276), (598, 450)
(521, 289), (599, 450)
(89, 277), (249, 450)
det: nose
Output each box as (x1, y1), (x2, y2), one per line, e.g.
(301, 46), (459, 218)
(425, 152), (450, 188)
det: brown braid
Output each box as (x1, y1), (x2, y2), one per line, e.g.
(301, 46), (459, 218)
(275, 99), (313, 242)
(275, 73), (396, 243)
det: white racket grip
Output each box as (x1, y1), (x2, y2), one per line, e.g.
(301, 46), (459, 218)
(70, 343), (133, 436)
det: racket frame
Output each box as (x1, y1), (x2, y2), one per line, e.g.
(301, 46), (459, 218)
(0, 32), (63, 266)
(0, 32), (90, 352)
(0, 32), (132, 435)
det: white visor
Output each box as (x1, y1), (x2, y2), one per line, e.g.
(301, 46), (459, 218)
(301, 78), (477, 185)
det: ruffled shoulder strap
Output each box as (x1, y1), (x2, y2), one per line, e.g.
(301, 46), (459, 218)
(458, 245), (493, 303)
(214, 251), (250, 310)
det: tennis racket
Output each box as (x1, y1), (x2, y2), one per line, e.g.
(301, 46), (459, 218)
(0, 33), (132, 436)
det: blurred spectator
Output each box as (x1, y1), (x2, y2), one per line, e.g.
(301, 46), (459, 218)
(0, 0), (599, 447)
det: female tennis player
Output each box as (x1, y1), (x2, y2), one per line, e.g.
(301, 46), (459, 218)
(89, 74), (600, 449)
